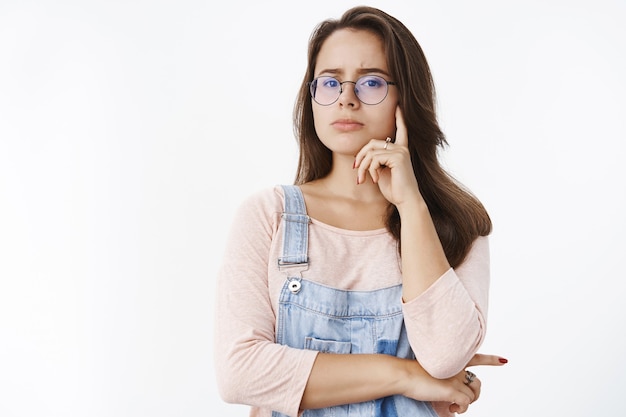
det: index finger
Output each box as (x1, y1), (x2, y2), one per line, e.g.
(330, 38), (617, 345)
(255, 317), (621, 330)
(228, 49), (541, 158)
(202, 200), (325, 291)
(394, 106), (408, 147)
(466, 353), (508, 367)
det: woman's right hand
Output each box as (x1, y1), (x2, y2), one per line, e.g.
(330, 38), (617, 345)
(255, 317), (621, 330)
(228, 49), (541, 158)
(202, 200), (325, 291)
(401, 353), (507, 414)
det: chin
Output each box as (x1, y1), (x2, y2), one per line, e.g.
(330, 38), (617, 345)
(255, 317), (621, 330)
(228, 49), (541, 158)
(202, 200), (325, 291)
(322, 141), (361, 155)
(322, 138), (369, 155)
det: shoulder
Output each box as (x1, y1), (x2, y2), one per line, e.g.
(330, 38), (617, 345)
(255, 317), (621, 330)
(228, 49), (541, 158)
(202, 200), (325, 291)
(456, 235), (490, 274)
(463, 235), (490, 263)
(471, 235), (489, 254)
(237, 185), (285, 213)
(231, 185), (287, 229)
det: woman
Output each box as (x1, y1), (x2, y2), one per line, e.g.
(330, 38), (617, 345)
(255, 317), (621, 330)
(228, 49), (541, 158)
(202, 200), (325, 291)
(215, 6), (506, 417)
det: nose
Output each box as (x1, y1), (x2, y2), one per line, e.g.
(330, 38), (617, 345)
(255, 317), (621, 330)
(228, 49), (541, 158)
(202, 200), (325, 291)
(338, 81), (360, 108)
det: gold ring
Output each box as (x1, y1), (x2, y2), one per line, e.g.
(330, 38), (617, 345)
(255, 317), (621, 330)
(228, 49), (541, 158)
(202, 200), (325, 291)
(384, 137), (392, 150)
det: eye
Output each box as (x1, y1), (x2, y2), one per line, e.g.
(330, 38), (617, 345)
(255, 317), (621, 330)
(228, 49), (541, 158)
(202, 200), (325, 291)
(321, 77), (339, 88)
(359, 76), (384, 89)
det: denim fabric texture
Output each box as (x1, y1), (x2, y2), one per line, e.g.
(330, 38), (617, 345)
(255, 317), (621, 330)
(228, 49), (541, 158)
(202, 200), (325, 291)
(271, 185), (438, 417)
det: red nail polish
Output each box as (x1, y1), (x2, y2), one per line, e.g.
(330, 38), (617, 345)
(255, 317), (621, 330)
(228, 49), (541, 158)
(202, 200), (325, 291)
(499, 358), (508, 364)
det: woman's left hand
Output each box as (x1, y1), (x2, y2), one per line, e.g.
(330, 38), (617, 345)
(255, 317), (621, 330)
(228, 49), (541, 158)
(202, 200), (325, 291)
(354, 106), (421, 207)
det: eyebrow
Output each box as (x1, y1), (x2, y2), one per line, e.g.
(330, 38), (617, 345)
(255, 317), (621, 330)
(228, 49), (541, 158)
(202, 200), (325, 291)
(315, 67), (392, 78)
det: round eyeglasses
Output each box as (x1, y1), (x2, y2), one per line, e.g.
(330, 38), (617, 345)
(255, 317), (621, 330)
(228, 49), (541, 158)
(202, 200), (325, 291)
(308, 75), (397, 106)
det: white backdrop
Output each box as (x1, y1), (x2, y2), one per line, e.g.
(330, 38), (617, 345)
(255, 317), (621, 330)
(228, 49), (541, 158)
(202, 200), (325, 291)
(1, 0), (625, 416)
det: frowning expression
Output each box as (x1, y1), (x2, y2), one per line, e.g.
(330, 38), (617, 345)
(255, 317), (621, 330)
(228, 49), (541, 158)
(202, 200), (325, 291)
(312, 28), (398, 157)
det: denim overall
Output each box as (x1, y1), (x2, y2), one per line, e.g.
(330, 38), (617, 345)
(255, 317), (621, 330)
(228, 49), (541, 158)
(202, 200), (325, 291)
(272, 185), (437, 417)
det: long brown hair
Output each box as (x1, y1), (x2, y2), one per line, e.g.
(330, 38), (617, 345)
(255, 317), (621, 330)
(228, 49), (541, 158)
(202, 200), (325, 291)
(293, 6), (492, 268)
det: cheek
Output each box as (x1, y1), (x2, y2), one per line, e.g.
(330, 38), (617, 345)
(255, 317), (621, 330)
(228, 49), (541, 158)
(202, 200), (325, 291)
(376, 107), (397, 136)
(312, 105), (329, 133)
(379, 96), (398, 131)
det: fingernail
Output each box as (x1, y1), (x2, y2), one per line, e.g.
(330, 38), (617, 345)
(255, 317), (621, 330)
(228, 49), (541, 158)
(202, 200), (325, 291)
(499, 358), (508, 364)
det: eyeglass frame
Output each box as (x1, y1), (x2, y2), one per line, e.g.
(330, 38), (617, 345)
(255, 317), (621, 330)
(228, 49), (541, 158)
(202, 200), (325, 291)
(308, 75), (397, 106)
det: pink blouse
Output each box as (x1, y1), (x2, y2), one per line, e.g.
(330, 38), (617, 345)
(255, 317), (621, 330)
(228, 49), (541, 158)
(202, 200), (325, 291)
(214, 186), (490, 417)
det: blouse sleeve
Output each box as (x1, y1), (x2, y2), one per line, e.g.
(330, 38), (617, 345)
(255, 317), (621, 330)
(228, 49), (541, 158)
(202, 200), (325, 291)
(213, 188), (318, 417)
(401, 236), (490, 379)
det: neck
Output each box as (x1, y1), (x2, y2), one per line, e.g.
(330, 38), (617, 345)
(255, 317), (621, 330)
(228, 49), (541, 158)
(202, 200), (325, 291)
(319, 153), (386, 203)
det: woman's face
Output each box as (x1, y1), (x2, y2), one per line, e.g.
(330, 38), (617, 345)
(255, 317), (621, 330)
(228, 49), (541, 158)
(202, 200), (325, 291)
(312, 28), (398, 157)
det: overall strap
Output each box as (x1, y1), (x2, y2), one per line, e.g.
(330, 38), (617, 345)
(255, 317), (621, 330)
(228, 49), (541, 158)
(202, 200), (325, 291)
(278, 185), (309, 271)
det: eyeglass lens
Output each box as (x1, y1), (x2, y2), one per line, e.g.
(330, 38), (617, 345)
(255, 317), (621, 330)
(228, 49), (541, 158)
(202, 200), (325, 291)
(310, 75), (391, 105)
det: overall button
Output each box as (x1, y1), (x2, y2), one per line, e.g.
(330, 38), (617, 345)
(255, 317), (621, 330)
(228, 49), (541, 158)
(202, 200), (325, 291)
(288, 279), (301, 294)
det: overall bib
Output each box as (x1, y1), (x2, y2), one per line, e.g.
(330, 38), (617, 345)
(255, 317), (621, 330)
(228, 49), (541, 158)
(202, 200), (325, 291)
(272, 185), (438, 417)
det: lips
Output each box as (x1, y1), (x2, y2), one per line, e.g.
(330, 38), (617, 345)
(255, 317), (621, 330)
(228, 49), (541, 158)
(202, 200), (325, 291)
(332, 119), (363, 132)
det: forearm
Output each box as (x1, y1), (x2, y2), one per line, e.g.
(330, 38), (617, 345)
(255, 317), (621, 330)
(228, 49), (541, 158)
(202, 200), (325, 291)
(401, 237), (491, 378)
(300, 353), (409, 410)
(397, 197), (450, 302)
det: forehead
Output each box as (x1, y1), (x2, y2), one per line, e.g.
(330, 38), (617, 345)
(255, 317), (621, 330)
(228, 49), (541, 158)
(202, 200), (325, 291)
(315, 28), (388, 74)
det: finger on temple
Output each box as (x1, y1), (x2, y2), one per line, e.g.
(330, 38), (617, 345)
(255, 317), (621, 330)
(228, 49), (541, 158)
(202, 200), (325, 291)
(393, 106), (408, 147)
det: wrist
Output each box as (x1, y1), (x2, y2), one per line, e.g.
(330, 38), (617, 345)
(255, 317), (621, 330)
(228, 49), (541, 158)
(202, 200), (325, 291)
(395, 194), (428, 219)
(391, 357), (416, 397)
